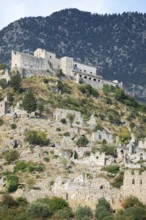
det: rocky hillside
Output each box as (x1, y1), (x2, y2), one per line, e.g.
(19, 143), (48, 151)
(1, 9), (146, 100)
(0, 73), (146, 218)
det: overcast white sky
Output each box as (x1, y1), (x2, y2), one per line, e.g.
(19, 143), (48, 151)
(0, 0), (146, 30)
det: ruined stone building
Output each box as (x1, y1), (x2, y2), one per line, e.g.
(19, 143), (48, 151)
(122, 170), (146, 204)
(11, 48), (121, 89)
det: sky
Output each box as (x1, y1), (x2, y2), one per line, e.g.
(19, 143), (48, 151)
(0, 0), (146, 30)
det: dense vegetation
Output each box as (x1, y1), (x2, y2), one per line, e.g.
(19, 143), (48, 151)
(24, 130), (48, 146)
(0, 195), (146, 220)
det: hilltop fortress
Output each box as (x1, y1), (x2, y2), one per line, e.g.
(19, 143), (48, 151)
(11, 48), (122, 89)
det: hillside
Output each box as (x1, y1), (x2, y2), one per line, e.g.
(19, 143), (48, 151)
(1, 73), (146, 219)
(1, 9), (146, 100)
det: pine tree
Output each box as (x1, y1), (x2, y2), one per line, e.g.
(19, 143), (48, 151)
(22, 90), (37, 113)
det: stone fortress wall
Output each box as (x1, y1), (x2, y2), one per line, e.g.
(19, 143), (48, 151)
(11, 49), (61, 77)
(11, 48), (120, 89)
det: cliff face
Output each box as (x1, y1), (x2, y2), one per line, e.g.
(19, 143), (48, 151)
(1, 9), (146, 100)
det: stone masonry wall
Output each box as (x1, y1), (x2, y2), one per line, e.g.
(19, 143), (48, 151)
(73, 61), (97, 76)
(60, 56), (73, 75)
(73, 71), (117, 89)
(11, 50), (46, 73)
(122, 170), (146, 204)
(52, 174), (121, 208)
(53, 108), (84, 125)
(92, 130), (117, 144)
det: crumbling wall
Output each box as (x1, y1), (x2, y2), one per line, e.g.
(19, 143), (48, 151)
(52, 174), (121, 208)
(92, 130), (116, 144)
(53, 108), (84, 125)
(122, 170), (146, 204)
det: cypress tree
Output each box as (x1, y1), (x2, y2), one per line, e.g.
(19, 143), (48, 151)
(22, 90), (37, 113)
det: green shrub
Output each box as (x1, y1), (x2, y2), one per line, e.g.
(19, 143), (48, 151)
(76, 136), (89, 147)
(108, 114), (121, 125)
(127, 112), (136, 121)
(115, 207), (146, 220)
(57, 81), (71, 94)
(105, 97), (112, 104)
(48, 197), (69, 214)
(98, 114), (105, 121)
(7, 92), (14, 105)
(14, 161), (28, 172)
(111, 172), (124, 188)
(60, 118), (67, 124)
(10, 123), (17, 129)
(14, 161), (44, 173)
(37, 100), (45, 114)
(34, 197), (72, 219)
(16, 197), (28, 206)
(43, 157), (49, 162)
(24, 130), (48, 146)
(0, 79), (8, 89)
(78, 84), (99, 98)
(0, 118), (4, 126)
(118, 130), (131, 144)
(63, 132), (70, 136)
(134, 127), (146, 140)
(93, 123), (103, 131)
(102, 85), (117, 94)
(0, 93), (3, 101)
(3, 150), (20, 164)
(54, 207), (73, 220)
(67, 113), (75, 126)
(56, 127), (61, 131)
(100, 145), (117, 157)
(129, 122), (136, 130)
(123, 196), (145, 209)
(43, 78), (49, 84)
(96, 198), (113, 220)
(75, 205), (93, 220)
(107, 109), (121, 125)
(1, 194), (18, 207)
(103, 165), (120, 174)
(5, 174), (19, 192)
(27, 202), (51, 219)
